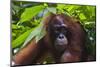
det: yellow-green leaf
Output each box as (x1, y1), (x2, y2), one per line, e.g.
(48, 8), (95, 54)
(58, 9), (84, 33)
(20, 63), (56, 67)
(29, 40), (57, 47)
(20, 5), (44, 22)
(12, 28), (34, 49)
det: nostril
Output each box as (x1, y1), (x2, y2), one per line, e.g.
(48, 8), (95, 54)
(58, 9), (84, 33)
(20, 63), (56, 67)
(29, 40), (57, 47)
(59, 35), (64, 39)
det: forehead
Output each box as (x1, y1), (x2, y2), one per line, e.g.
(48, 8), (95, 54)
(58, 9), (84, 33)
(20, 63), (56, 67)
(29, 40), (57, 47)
(53, 16), (64, 24)
(51, 16), (67, 27)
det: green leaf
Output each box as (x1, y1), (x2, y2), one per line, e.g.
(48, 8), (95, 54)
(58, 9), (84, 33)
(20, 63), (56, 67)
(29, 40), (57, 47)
(57, 4), (66, 9)
(12, 24), (18, 29)
(20, 5), (44, 22)
(67, 6), (75, 11)
(79, 13), (86, 20)
(21, 22), (46, 48)
(35, 24), (46, 43)
(12, 3), (21, 13)
(12, 28), (34, 49)
(47, 7), (56, 14)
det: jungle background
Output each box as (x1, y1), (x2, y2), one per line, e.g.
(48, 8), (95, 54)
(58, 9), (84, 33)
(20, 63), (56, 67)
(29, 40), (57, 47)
(11, 1), (96, 64)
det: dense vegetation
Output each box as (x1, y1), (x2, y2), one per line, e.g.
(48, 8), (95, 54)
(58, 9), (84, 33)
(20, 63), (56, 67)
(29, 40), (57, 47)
(12, 1), (96, 62)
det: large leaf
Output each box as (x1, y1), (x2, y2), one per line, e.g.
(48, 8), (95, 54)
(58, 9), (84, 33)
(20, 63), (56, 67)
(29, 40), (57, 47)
(21, 22), (46, 48)
(47, 7), (56, 14)
(12, 28), (34, 49)
(19, 5), (44, 22)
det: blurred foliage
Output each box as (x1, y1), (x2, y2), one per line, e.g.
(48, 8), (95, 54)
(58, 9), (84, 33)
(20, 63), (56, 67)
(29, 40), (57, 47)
(11, 1), (96, 63)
